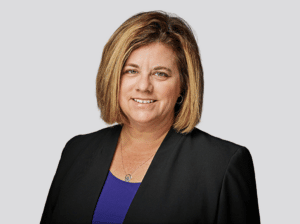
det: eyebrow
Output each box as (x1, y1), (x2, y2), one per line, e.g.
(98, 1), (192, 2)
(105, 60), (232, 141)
(125, 63), (139, 68)
(124, 63), (172, 74)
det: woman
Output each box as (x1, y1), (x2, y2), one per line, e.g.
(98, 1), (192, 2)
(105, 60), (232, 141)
(40, 11), (260, 224)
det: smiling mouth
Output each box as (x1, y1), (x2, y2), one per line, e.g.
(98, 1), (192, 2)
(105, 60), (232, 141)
(132, 99), (157, 104)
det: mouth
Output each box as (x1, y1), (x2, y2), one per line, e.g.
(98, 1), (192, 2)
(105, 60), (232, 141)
(132, 98), (157, 104)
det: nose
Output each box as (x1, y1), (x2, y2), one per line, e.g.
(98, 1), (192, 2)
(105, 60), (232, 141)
(136, 71), (153, 93)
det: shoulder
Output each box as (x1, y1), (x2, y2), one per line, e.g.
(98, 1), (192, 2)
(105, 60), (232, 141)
(61, 124), (121, 159)
(68, 124), (120, 144)
(172, 127), (255, 188)
(186, 127), (246, 154)
(179, 127), (252, 167)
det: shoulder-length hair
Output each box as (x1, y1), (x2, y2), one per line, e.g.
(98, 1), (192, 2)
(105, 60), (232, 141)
(96, 11), (204, 134)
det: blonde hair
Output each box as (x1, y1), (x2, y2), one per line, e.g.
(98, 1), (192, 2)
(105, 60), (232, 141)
(96, 11), (204, 134)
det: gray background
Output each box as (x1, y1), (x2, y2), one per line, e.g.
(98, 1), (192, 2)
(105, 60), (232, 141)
(1, 1), (299, 223)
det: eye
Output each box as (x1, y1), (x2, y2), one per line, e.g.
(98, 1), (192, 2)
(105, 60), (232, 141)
(128, 70), (137, 74)
(154, 72), (169, 77)
(124, 69), (137, 74)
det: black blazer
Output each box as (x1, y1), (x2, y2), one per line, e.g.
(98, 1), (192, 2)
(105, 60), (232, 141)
(40, 124), (260, 224)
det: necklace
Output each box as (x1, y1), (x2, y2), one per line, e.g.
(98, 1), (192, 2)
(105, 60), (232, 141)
(120, 135), (156, 182)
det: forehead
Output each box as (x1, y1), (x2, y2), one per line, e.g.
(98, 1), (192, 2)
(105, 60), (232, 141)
(126, 43), (178, 68)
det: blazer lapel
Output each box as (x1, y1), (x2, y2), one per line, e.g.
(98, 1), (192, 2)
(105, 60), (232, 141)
(123, 126), (184, 223)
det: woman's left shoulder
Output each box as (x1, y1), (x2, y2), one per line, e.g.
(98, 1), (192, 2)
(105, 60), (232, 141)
(183, 127), (252, 161)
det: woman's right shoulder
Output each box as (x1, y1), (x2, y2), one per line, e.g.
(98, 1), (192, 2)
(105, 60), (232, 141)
(61, 124), (121, 158)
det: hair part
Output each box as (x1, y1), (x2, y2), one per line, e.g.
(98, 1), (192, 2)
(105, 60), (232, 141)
(96, 11), (204, 134)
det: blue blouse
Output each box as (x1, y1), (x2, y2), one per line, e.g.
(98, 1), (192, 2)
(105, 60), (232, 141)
(92, 171), (141, 224)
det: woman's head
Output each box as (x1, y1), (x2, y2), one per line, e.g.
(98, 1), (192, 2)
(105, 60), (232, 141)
(96, 11), (204, 134)
(119, 42), (181, 131)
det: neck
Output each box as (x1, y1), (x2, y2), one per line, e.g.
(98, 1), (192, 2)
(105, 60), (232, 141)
(120, 115), (174, 154)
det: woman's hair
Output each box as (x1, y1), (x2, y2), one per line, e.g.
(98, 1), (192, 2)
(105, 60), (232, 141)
(96, 11), (204, 134)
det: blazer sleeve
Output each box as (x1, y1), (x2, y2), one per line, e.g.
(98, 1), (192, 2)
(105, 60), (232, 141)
(40, 135), (81, 224)
(216, 147), (260, 224)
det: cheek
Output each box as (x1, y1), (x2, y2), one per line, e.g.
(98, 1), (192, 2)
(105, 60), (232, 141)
(161, 84), (180, 104)
(119, 78), (131, 97)
(119, 84), (128, 107)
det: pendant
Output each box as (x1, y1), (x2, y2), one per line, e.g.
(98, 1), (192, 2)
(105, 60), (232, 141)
(125, 174), (132, 182)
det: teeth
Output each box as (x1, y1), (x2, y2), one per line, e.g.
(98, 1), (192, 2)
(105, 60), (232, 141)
(133, 99), (155, 104)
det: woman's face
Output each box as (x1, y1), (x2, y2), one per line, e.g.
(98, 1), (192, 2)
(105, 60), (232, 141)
(119, 42), (181, 127)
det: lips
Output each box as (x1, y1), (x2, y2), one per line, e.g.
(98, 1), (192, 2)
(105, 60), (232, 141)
(132, 98), (157, 104)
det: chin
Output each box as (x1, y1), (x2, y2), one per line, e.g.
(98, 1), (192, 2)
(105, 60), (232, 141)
(128, 114), (157, 124)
